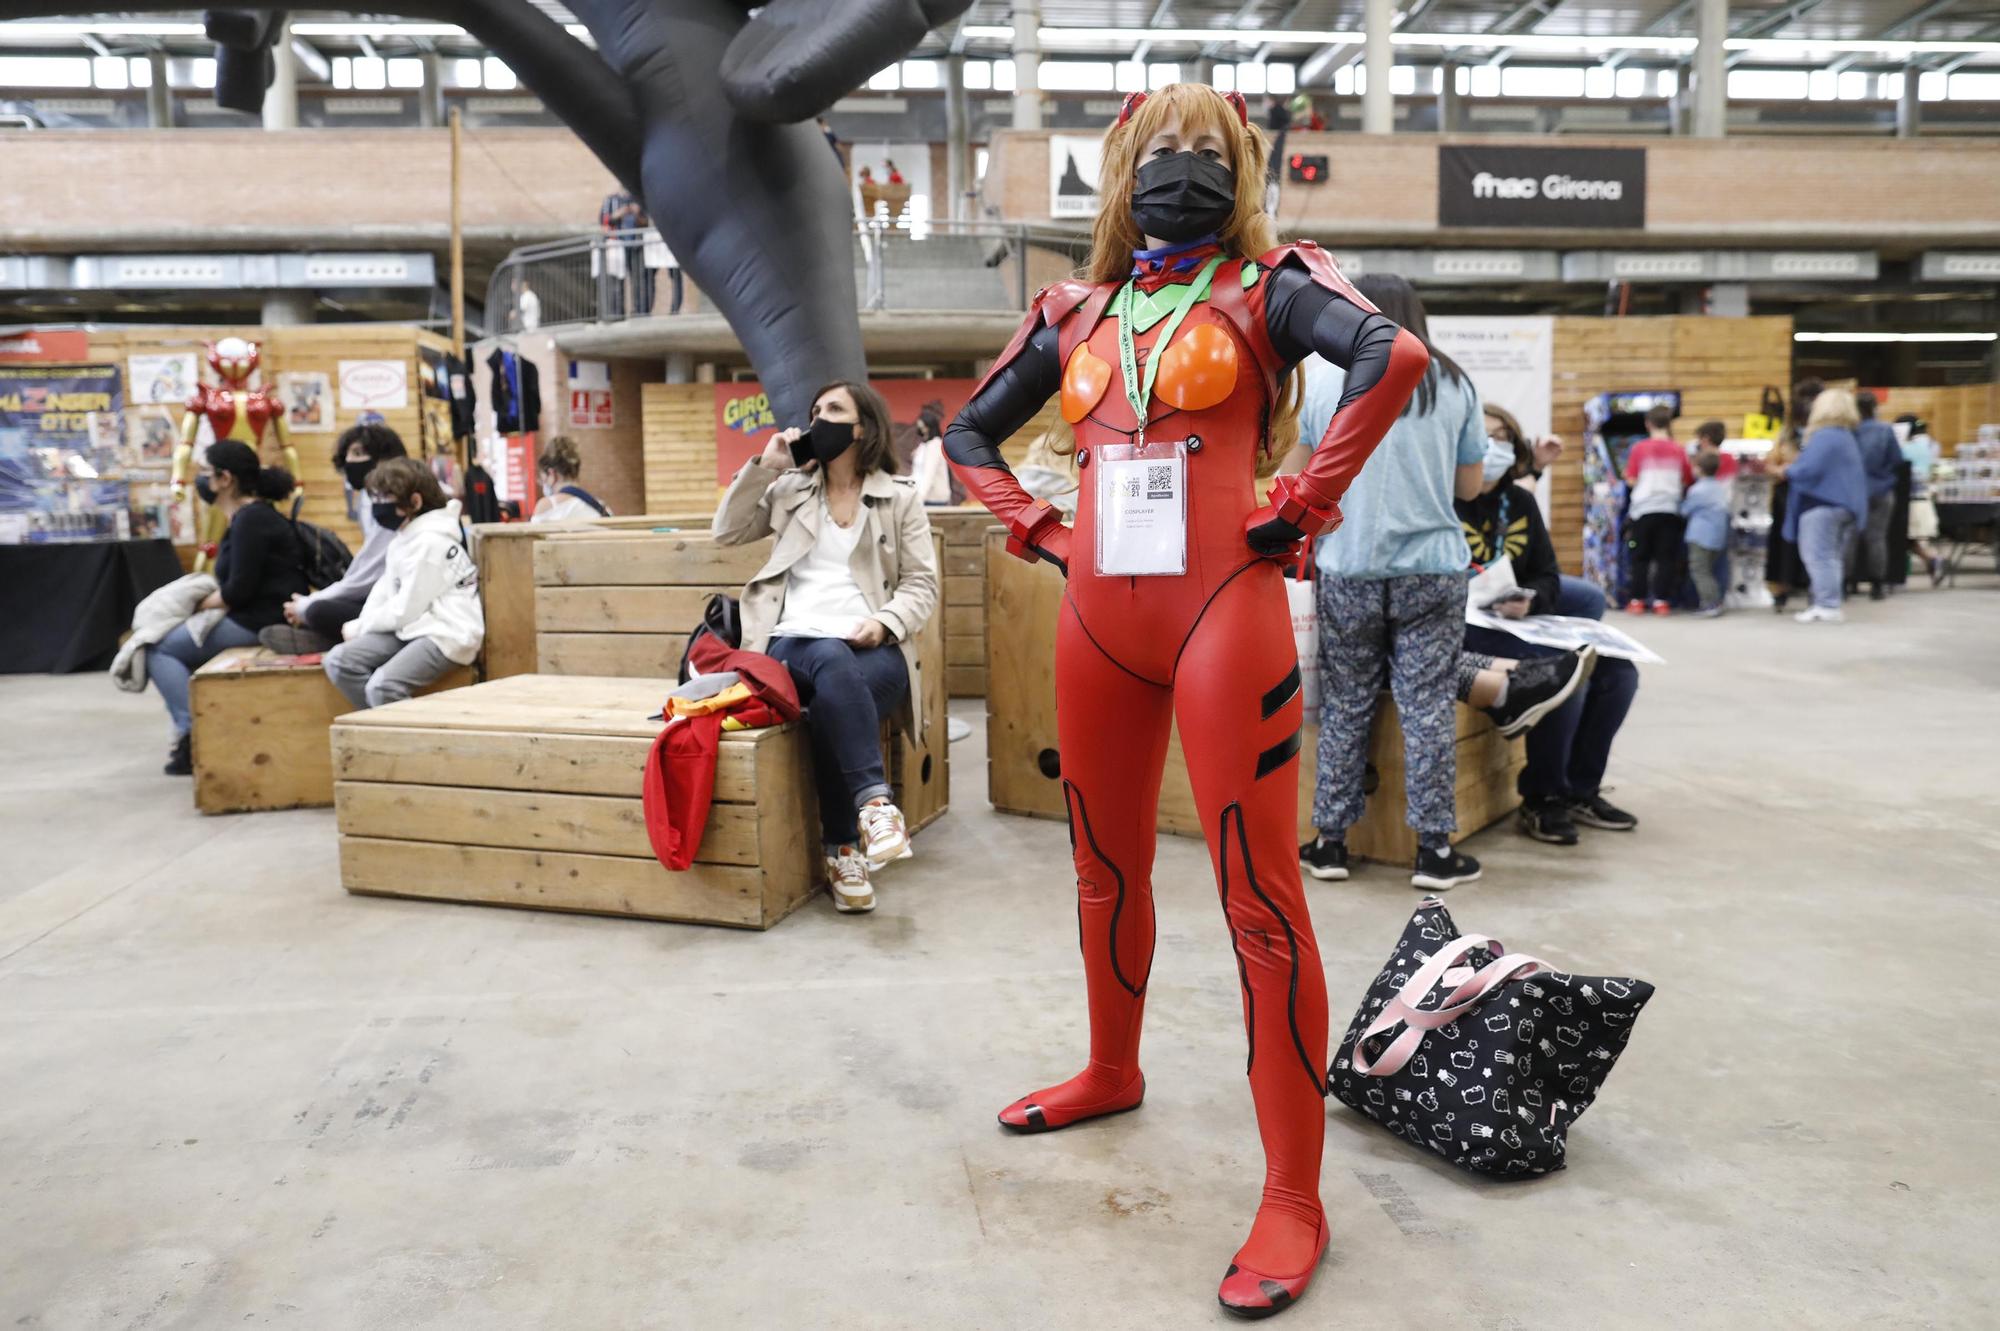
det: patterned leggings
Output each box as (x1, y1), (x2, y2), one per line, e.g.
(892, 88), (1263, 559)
(1455, 650), (1496, 702)
(1313, 572), (1466, 848)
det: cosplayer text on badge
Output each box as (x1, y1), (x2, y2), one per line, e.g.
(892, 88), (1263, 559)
(1095, 441), (1187, 576)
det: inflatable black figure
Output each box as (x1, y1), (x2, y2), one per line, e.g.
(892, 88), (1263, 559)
(0, 0), (970, 425)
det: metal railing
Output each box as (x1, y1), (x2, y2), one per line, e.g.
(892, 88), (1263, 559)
(484, 219), (1091, 335)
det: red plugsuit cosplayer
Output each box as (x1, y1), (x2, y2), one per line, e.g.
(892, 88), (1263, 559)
(943, 173), (1428, 1315)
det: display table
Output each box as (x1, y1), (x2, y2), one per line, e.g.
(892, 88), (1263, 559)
(1936, 501), (2000, 585)
(0, 538), (185, 674)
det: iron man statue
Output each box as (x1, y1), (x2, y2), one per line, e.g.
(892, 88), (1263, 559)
(170, 337), (299, 570)
(944, 84), (1428, 1319)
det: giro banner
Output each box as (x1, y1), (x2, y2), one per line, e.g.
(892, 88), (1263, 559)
(1438, 146), (1646, 230)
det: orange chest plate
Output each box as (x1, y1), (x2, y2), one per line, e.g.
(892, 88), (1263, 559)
(1060, 304), (1244, 428)
(198, 386), (280, 442)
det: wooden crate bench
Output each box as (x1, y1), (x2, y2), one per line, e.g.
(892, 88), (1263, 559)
(926, 506), (1004, 699)
(532, 528), (950, 836)
(982, 531), (1523, 864)
(189, 646), (474, 815)
(332, 675), (818, 929)
(471, 512), (718, 681)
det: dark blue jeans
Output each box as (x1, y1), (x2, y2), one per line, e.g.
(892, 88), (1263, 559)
(1465, 575), (1639, 802)
(766, 636), (910, 850)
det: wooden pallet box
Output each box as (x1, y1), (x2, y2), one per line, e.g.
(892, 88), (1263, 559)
(332, 675), (818, 929)
(532, 528), (950, 831)
(189, 646), (473, 815)
(925, 506), (1004, 698)
(983, 531), (1521, 863)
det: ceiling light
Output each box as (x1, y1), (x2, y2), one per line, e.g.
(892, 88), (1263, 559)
(951, 23), (2000, 58)
(0, 21), (207, 38)
(1793, 331), (1997, 343)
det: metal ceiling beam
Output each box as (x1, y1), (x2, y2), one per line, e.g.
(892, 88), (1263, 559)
(1480, 0), (1568, 67)
(1250, 0), (1318, 62)
(1605, 0), (1695, 70)
(1828, 0), (1963, 73)
(1725, 0), (1829, 68)
(1129, 0), (1178, 66)
(1200, 0), (1281, 59)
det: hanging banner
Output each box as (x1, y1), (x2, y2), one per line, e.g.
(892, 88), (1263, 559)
(713, 379), (977, 484)
(1049, 134), (1105, 219)
(128, 352), (199, 405)
(0, 330), (90, 363)
(1429, 317), (1555, 441)
(1438, 146), (1646, 230)
(0, 363), (124, 446)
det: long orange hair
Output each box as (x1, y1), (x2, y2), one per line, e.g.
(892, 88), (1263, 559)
(1077, 83), (1302, 469)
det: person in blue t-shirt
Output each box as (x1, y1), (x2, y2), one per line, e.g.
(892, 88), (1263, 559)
(1294, 275), (1487, 893)
(1680, 449), (1732, 616)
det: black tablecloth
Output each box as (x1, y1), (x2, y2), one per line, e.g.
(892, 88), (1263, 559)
(0, 539), (186, 674)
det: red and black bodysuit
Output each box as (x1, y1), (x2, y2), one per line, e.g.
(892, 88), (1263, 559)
(944, 236), (1428, 1314)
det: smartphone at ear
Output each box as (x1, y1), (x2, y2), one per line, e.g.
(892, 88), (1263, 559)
(789, 430), (815, 468)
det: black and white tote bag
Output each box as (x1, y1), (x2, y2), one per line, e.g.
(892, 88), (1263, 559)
(1329, 899), (1654, 1178)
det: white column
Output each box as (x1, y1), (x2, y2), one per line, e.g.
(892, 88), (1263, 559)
(1897, 65), (1921, 138)
(146, 52), (172, 127)
(1363, 0), (1394, 134)
(262, 21), (297, 131)
(261, 291), (314, 325)
(1692, 0), (1727, 139)
(1012, 0), (1044, 131)
(945, 54), (970, 222)
(1437, 60), (1459, 133)
(418, 51), (446, 129)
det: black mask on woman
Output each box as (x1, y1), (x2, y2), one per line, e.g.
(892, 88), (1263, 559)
(791, 417), (857, 468)
(344, 460), (374, 491)
(194, 476), (218, 504)
(1130, 151), (1237, 245)
(371, 500), (407, 531)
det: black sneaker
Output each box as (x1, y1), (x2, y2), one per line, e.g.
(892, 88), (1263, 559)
(1411, 845), (1480, 891)
(1484, 649), (1592, 738)
(1299, 835), (1349, 882)
(1568, 793), (1638, 831)
(164, 733), (193, 776)
(259, 624), (336, 655)
(1519, 795), (1579, 845)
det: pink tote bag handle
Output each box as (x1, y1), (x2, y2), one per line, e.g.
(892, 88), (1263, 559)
(1352, 934), (1550, 1078)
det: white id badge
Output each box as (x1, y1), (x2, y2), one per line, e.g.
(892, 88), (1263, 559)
(1094, 440), (1188, 577)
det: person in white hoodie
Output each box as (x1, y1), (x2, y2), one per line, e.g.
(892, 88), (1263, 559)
(324, 458), (483, 709)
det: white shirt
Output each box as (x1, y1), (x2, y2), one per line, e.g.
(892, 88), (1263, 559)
(532, 491), (606, 524)
(770, 499), (871, 639)
(910, 436), (953, 505)
(518, 289), (541, 331)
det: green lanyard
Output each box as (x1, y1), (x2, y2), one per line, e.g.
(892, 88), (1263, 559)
(1114, 255), (1223, 431)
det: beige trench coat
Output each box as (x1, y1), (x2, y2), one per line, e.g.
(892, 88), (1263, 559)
(712, 460), (939, 743)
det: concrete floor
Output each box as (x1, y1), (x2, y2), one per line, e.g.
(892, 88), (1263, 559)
(3, 582), (1996, 1329)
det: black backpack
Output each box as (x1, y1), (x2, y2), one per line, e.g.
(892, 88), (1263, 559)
(289, 496), (355, 591)
(676, 593), (741, 683)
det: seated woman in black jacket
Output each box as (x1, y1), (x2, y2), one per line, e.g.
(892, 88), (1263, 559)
(151, 440), (308, 775)
(1458, 428), (1640, 847)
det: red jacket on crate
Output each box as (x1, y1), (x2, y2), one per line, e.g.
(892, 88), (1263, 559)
(641, 642), (800, 871)
(940, 85), (1427, 1319)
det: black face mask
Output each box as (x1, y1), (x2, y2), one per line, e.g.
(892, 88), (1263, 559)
(194, 476), (218, 505)
(791, 417), (857, 468)
(1130, 151), (1237, 245)
(371, 500), (407, 531)
(344, 460), (373, 491)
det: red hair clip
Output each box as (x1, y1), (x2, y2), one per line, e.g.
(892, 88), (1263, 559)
(1223, 90), (1249, 126)
(1116, 91), (1148, 125)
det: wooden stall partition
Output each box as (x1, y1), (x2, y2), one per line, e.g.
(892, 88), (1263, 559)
(1545, 315), (1793, 570)
(643, 383), (721, 515)
(1873, 382), (1999, 450)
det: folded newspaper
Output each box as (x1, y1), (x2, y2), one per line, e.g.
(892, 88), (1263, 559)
(1464, 606), (1665, 665)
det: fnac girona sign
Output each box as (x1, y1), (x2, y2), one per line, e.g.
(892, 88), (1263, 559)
(1439, 146), (1646, 229)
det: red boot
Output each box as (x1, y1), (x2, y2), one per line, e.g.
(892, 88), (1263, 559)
(1217, 1215), (1330, 1319)
(997, 1071), (1145, 1133)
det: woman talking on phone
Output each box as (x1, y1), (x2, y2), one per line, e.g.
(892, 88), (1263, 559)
(942, 83), (1428, 1317)
(712, 380), (937, 916)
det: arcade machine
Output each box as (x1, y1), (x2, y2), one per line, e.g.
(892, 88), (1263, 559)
(1581, 390), (1680, 603)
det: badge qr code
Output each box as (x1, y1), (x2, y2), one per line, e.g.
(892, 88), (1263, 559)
(1146, 464), (1174, 498)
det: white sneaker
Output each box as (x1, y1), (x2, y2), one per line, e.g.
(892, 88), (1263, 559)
(1793, 606), (1846, 624)
(858, 801), (911, 869)
(825, 848), (875, 914)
